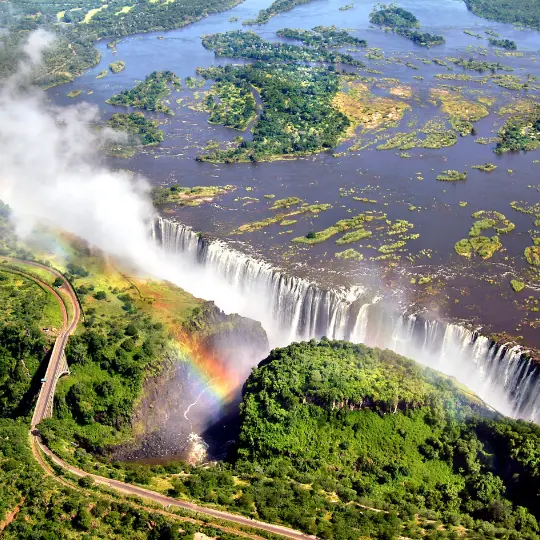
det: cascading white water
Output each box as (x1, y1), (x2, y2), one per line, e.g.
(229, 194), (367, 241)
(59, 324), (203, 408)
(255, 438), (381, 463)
(152, 217), (540, 423)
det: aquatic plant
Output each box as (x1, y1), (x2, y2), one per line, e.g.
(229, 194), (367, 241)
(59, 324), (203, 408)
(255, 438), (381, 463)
(436, 170), (467, 182)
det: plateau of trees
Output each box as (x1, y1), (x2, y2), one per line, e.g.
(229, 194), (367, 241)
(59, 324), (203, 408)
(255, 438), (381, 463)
(233, 339), (540, 539)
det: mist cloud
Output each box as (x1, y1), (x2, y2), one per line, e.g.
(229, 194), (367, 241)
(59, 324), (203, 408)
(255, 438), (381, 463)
(0, 31), (267, 323)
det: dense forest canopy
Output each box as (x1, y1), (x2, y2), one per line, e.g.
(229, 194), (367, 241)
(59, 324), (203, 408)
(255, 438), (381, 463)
(465, 0), (540, 30)
(236, 340), (540, 539)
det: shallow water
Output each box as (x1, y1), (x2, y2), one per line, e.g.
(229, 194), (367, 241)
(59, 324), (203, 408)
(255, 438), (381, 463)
(48, 0), (540, 349)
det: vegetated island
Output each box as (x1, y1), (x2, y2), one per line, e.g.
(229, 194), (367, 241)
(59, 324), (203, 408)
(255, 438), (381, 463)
(464, 0), (540, 31)
(488, 37), (517, 50)
(243, 0), (315, 26)
(109, 60), (125, 73)
(196, 62), (350, 162)
(276, 25), (367, 48)
(369, 4), (445, 47)
(151, 184), (236, 206)
(106, 71), (181, 115)
(201, 30), (364, 65)
(105, 112), (164, 157)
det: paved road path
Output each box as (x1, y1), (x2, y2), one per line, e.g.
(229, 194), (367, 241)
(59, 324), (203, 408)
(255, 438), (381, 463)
(0, 257), (316, 540)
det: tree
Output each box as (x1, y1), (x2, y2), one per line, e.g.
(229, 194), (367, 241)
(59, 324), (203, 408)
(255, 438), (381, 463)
(53, 278), (63, 288)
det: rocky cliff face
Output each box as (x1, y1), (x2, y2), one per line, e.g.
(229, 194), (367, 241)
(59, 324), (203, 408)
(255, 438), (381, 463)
(114, 302), (269, 461)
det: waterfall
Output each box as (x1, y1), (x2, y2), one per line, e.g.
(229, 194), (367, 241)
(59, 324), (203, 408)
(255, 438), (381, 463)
(152, 217), (540, 423)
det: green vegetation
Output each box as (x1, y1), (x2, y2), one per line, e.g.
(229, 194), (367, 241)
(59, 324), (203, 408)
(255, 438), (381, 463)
(394, 28), (445, 47)
(447, 57), (512, 73)
(455, 210), (515, 259)
(234, 203), (331, 233)
(488, 38), (517, 50)
(464, 0), (540, 31)
(335, 248), (364, 260)
(472, 162), (497, 172)
(106, 71), (181, 115)
(0, 422), (247, 539)
(436, 170), (468, 182)
(511, 279), (526, 292)
(369, 4), (419, 28)
(0, 0), (242, 88)
(96, 69), (108, 79)
(67, 89), (82, 98)
(206, 81), (257, 130)
(243, 0), (315, 25)
(525, 245), (540, 265)
(107, 112), (164, 154)
(276, 26), (367, 48)
(202, 30), (363, 65)
(196, 63), (350, 162)
(236, 340), (540, 538)
(292, 213), (370, 245)
(0, 269), (57, 418)
(369, 5), (444, 47)
(109, 60), (125, 73)
(152, 184), (235, 206)
(496, 104), (540, 153)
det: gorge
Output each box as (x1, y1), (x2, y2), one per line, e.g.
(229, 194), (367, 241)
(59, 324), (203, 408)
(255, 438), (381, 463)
(152, 216), (540, 424)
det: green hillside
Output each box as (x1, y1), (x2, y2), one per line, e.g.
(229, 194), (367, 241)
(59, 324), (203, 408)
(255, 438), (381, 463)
(236, 339), (540, 539)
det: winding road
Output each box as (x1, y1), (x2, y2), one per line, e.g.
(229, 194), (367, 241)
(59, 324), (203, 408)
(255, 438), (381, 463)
(0, 257), (316, 540)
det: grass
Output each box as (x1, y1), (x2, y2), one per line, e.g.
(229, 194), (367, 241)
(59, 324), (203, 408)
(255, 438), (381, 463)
(436, 170), (467, 182)
(152, 185), (235, 206)
(510, 279), (525, 292)
(524, 245), (540, 265)
(472, 162), (497, 172)
(333, 81), (410, 136)
(335, 249), (364, 260)
(67, 90), (82, 98)
(292, 214), (369, 245)
(0, 269), (63, 329)
(336, 228), (372, 244)
(96, 70), (108, 79)
(234, 204), (331, 234)
(82, 5), (108, 23)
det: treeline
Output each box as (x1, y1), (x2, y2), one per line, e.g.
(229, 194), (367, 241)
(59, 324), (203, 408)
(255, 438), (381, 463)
(465, 0), (540, 30)
(369, 4), (420, 28)
(202, 30), (364, 66)
(370, 4), (445, 47)
(243, 0), (314, 25)
(394, 28), (445, 47)
(196, 63), (350, 162)
(488, 37), (517, 50)
(276, 25), (367, 48)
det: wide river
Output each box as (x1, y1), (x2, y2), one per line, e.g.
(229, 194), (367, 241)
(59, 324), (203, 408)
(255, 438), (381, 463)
(48, 0), (540, 351)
